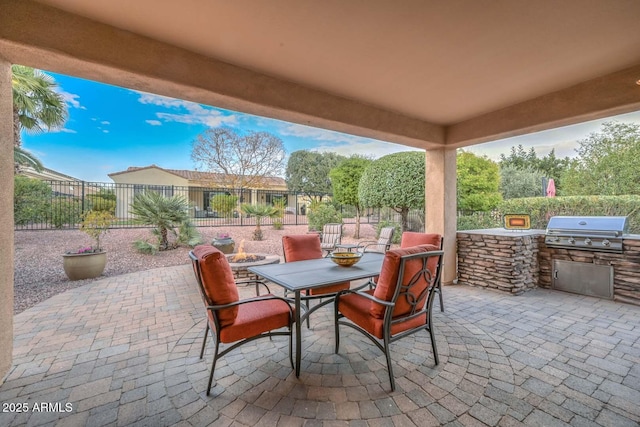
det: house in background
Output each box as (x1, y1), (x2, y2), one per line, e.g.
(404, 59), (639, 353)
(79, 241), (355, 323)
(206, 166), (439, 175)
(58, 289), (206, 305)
(18, 166), (99, 199)
(108, 165), (292, 218)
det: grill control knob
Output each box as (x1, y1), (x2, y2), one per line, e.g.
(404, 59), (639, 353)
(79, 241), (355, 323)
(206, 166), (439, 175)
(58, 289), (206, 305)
(602, 239), (611, 247)
(584, 238), (592, 245)
(568, 237), (575, 244)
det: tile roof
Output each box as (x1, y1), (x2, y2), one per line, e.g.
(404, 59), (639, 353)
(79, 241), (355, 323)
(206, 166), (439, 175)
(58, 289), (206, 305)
(108, 164), (286, 187)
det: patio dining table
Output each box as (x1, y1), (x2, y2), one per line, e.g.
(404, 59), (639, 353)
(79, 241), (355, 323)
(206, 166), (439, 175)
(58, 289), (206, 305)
(248, 252), (385, 376)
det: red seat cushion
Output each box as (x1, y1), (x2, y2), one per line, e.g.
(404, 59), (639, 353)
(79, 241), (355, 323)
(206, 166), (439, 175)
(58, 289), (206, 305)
(193, 245), (239, 327)
(338, 290), (427, 339)
(400, 232), (442, 249)
(370, 245), (439, 319)
(219, 296), (291, 343)
(283, 235), (349, 295)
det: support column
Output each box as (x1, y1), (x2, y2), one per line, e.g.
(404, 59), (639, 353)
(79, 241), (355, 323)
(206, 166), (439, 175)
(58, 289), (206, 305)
(425, 148), (457, 285)
(0, 57), (14, 383)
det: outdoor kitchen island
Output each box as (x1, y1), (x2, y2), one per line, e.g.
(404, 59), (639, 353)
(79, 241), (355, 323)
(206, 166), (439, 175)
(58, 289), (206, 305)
(457, 228), (640, 306)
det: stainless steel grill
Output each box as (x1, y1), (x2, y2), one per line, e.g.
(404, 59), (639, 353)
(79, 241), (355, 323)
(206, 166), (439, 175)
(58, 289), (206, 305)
(545, 216), (628, 253)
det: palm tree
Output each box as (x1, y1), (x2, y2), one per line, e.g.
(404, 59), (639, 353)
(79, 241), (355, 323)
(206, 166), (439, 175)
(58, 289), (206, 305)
(11, 65), (67, 171)
(13, 146), (44, 172)
(130, 191), (199, 252)
(240, 204), (280, 241)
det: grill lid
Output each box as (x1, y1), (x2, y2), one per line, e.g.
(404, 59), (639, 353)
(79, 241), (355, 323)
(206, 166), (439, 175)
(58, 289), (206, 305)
(546, 216), (628, 236)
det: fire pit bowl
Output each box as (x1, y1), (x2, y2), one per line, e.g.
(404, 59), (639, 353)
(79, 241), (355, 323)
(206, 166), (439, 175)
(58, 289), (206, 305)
(330, 251), (363, 267)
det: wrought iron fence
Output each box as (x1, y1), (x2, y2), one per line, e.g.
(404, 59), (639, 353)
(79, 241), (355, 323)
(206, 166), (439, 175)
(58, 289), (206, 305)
(14, 180), (421, 231)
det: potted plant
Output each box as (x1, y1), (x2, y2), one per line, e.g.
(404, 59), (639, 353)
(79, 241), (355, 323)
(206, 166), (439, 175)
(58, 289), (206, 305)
(212, 232), (235, 254)
(62, 210), (114, 280)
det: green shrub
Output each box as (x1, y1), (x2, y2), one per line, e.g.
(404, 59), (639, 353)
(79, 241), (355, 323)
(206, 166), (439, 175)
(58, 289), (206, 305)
(79, 210), (114, 251)
(210, 194), (239, 218)
(308, 203), (343, 232)
(86, 194), (116, 214)
(497, 195), (640, 233)
(14, 176), (52, 225)
(50, 197), (83, 228)
(457, 211), (502, 231)
(176, 220), (202, 247)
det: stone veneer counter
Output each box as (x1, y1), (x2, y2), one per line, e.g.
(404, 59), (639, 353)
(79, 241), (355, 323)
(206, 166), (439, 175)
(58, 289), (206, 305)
(457, 229), (640, 306)
(457, 229), (544, 295)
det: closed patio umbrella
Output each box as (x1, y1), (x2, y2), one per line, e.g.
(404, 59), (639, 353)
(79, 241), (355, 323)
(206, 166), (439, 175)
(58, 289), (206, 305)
(546, 178), (556, 197)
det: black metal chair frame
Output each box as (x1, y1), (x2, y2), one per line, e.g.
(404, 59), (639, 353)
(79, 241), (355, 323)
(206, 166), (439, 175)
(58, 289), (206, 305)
(334, 249), (444, 391)
(189, 251), (294, 395)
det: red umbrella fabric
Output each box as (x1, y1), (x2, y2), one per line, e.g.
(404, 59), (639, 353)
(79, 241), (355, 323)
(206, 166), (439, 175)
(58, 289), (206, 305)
(546, 178), (556, 197)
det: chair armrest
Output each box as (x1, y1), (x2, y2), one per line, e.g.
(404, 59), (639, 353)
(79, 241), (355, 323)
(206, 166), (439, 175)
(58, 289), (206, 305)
(356, 240), (381, 253)
(207, 294), (294, 316)
(335, 288), (394, 307)
(235, 279), (272, 295)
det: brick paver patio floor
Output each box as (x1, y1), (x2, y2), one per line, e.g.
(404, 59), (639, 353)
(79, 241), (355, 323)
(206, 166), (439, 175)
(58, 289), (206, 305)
(1, 264), (639, 426)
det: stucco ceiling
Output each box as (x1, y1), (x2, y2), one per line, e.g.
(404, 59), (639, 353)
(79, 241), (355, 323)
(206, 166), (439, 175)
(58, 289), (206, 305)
(2, 0), (640, 148)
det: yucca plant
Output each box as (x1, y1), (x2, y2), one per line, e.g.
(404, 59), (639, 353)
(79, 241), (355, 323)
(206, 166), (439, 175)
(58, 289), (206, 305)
(130, 191), (200, 252)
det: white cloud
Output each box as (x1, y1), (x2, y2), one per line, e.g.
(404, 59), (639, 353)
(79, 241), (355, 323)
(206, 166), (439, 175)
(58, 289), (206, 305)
(57, 89), (84, 109)
(467, 110), (640, 161)
(279, 123), (418, 158)
(103, 130), (109, 134)
(49, 127), (77, 134)
(280, 123), (368, 145)
(146, 120), (162, 126)
(137, 91), (238, 127)
(101, 121), (110, 125)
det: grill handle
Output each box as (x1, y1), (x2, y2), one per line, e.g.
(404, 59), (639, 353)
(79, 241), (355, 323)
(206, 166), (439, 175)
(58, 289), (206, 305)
(546, 229), (623, 237)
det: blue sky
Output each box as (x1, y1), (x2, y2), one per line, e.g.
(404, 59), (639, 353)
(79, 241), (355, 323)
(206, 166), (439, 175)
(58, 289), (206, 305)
(22, 71), (640, 182)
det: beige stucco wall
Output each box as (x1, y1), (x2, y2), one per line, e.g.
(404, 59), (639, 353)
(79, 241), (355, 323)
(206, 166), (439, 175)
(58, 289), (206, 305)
(425, 149), (458, 285)
(109, 168), (188, 186)
(110, 169), (189, 218)
(0, 57), (14, 384)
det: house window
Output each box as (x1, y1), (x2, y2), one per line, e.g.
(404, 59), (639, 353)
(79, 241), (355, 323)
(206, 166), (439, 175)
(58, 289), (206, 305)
(134, 185), (174, 197)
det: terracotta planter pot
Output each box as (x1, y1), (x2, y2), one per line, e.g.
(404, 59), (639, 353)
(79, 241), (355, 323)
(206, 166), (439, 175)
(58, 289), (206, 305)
(62, 251), (107, 280)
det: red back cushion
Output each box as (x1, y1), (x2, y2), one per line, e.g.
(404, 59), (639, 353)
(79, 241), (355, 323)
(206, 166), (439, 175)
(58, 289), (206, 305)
(192, 245), (239, 327)
(370, 244), (440, 319)
(400, 232), (442, 249)
(283, 234), (322, 262)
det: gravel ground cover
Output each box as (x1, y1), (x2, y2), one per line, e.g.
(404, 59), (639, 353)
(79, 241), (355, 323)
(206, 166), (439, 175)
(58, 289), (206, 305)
(13, 223), (378, 314)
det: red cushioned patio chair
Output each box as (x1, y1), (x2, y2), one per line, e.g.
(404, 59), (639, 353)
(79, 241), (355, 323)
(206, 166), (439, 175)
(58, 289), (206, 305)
(400, 232), (444, 311)
(334, 245), (443, 391)
(282, 234), (350, 327)
(189, 245), (294, 395)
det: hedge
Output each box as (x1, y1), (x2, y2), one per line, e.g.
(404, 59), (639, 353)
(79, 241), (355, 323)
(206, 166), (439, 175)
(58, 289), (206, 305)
(458, 196), (640, 233)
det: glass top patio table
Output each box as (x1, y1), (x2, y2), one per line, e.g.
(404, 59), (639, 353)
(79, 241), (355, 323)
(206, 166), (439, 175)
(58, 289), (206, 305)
(248, 252), (385, 376)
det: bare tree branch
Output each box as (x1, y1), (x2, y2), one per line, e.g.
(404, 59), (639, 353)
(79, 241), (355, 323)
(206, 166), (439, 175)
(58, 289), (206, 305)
(191, 127), (287, 192)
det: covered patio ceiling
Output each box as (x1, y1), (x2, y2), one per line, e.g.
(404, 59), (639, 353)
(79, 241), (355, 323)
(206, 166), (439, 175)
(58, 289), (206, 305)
(1, 0), (640, 150)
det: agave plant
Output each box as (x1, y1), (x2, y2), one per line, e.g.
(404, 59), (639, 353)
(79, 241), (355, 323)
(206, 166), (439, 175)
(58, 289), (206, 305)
(130, 191), (201, 253)
(240, 203), (280, 241)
